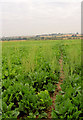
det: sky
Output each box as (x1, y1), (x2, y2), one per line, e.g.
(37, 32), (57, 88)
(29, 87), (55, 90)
(0, 0), (82, 37)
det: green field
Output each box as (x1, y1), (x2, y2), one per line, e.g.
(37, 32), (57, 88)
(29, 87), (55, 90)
(2, 39), (82, 119)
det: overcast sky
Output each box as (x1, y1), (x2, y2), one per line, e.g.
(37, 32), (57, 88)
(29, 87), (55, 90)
(0, 0), (82, 37)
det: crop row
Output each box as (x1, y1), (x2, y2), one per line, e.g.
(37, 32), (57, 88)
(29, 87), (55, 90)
(2, 41), (61, 119)
(52, 42), (82, 119)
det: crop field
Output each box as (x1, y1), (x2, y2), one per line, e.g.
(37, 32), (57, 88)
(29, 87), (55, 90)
(2, 39), (82, 119)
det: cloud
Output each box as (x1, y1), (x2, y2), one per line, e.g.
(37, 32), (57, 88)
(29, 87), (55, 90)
(0, 0), (82, 3)
(0, 0), (81, 36)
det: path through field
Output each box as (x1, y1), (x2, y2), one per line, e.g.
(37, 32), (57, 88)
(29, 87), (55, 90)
(47, 54), (64, 118)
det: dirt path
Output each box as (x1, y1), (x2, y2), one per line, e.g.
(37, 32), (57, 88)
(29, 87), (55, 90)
(47, 54), (64, 118)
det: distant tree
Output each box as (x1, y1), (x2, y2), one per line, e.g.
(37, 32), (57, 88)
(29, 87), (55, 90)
(23, 37), (27, 40)
(41, 37), (44, 40)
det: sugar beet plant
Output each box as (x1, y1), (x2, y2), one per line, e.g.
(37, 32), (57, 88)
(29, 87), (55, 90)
(2, 40), (61, 119)
(51, 40), (82, 119)
(2, 40), (82, 119)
